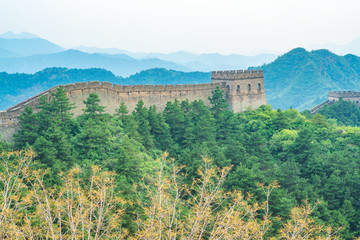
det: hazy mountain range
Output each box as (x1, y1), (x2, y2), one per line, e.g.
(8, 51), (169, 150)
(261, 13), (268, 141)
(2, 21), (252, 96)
(0, 32), (64, 57)
(0, 50), (188, 76)
(3, 47), (360, 112)
(74, 46), (277, 72)
(2, 31), (360, 112)
(0, 31), (277, 76)
(310, 38), (360, 56)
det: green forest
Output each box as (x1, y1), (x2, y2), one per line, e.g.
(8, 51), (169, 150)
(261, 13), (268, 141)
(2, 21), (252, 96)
(317, 99), (360, 127)
(1, 87), (360, 239)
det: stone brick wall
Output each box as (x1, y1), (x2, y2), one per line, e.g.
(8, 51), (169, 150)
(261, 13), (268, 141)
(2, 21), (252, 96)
(0, 69), (267, 142)
(310, 91), (360, 114)
(63, 81), (222, 116)
(328, 91), (360, 105)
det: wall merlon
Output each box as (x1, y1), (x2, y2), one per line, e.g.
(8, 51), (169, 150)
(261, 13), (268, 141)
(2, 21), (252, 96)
(196, 84), (208, 90)
(63, 83), (76, 91)
(75, 82), (88, 88)
(88, 81), (101, 88)
(165, 85), (175, 90)
(156, 85), (165, 91)
(131, 85), (142, 91)
(143, 85), (156, 91)
(328, 91), (360, 98)
(113, 84), (123, 91)
(102, 82), (113, 88)
(122, 85), (133, 91)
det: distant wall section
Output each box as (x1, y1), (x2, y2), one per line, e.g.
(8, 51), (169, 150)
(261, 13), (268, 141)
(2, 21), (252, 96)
(310, 91), (360, 114)
(64, 81), (221, 116)
(0, 82), (221, 141)
(328, 91), (360, 105)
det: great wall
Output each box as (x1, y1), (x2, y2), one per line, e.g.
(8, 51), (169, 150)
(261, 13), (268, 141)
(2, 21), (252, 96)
(0, 69), (267, 142)
(310, 91), (360, 114)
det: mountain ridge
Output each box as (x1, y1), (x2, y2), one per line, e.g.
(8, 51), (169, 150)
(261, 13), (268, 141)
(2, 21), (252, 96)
(0, 37), (64, 56)
(258, 47), (360, 110)
(0, 50), (188, 76)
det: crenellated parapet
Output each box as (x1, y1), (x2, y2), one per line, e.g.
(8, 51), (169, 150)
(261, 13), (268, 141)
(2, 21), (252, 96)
(310, 91), (360, 114)
(211, 69), (263, 80)
(328, 91), (360, 106)
(328, 91), (360, 98)
(61, 81), (220, 93)
(211, 69), (267, 113)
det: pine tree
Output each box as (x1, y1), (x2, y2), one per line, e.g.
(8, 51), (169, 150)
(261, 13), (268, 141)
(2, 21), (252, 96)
(115, 102), (129, 120)
(14, 106), (40, 148)
(147, 106), (172, 150)
(208, 86), (228, 117)
(48, 86), (75, 131)
(76, 118), (112, 164)
(132, 100), (154, 149)
(190, 100), (216, 146)
(164, 100), (185, 147)
(82, 93), (106, 120)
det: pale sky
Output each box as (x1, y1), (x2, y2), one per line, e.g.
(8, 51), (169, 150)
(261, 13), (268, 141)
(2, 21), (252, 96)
(1, 0), (359, 54)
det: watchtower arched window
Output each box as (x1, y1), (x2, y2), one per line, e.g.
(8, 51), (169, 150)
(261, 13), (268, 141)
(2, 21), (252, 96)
(227, 85), (230, 92)
(236, 85), (240, 92)
(257, 83), (261, 90)
(247, 84), (251, 92)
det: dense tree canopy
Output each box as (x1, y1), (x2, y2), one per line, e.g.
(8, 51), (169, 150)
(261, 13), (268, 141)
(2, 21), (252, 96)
(318, 98), (360, 127)
(3, 88), (360, 238)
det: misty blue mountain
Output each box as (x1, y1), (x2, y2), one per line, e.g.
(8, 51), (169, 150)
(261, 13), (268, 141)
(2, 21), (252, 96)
(0, 38), (64, 56)
(0, 49), (188, 76)
(0, 33), (276, 75)
(258, 47), (360, 110)
(2, 33), (360, 112)
(74, 46), (277, 71)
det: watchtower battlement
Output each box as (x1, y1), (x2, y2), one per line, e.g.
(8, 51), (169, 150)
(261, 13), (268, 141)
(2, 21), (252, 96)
(328, 91), (360, 99)
(211, 69), (263, 80)
(328, 91), (360, 105)
(310, 91), (360, 114)
(211, 69), (266, 113)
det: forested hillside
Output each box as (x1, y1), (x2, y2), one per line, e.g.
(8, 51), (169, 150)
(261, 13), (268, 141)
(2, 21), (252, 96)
(1, 87), (360, 238)
(317, 99), (360, 126)
(259, 48), (360, 110)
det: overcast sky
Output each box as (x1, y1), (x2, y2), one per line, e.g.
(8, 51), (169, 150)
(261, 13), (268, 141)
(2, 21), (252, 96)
(1, 0), (359, 54)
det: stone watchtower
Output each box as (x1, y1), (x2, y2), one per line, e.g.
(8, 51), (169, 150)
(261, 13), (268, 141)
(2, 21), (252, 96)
(211, 70), (267, 112)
